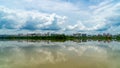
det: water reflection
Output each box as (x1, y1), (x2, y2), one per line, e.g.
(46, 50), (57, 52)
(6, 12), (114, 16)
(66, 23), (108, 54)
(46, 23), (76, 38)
(0, 41), (120, 68)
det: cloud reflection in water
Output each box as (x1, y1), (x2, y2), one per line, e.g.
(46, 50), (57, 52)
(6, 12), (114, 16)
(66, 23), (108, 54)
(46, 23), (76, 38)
(0, 41), (119, 68)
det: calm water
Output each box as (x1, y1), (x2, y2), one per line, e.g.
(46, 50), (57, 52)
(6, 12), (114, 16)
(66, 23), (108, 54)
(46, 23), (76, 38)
(0, 40), (120, 68)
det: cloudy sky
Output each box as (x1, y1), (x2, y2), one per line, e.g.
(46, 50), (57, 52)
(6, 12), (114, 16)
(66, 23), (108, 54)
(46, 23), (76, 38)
(0, 0), (120, 34)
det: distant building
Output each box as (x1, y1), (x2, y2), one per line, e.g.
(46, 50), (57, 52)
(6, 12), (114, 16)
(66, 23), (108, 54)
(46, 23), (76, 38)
(82, 34), (87, 37)
(103, 33), (107, 37)
(18, 33), (24, 36)
(97, 34), (102, 37)
(73, 33), (81, 37)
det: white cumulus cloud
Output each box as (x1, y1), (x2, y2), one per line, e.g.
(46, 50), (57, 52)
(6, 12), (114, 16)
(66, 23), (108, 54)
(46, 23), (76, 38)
(0, 6), (67, 31)
(66, 1), (120, 33)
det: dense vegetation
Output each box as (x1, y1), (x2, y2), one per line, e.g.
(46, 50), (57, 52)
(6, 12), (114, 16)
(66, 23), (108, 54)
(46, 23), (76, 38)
(0, 34), (120, 42)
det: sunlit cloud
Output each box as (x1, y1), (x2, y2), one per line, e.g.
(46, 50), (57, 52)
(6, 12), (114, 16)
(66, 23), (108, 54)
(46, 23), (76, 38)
(0, 6), (66, 31)
(0, 0), (120, 34)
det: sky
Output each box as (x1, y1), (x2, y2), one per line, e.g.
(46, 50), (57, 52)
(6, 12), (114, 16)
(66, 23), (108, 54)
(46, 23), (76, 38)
(0, 0), (120, 34)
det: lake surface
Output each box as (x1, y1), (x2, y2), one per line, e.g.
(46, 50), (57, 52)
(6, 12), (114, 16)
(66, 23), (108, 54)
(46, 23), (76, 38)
(0, 40), (120, 68)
